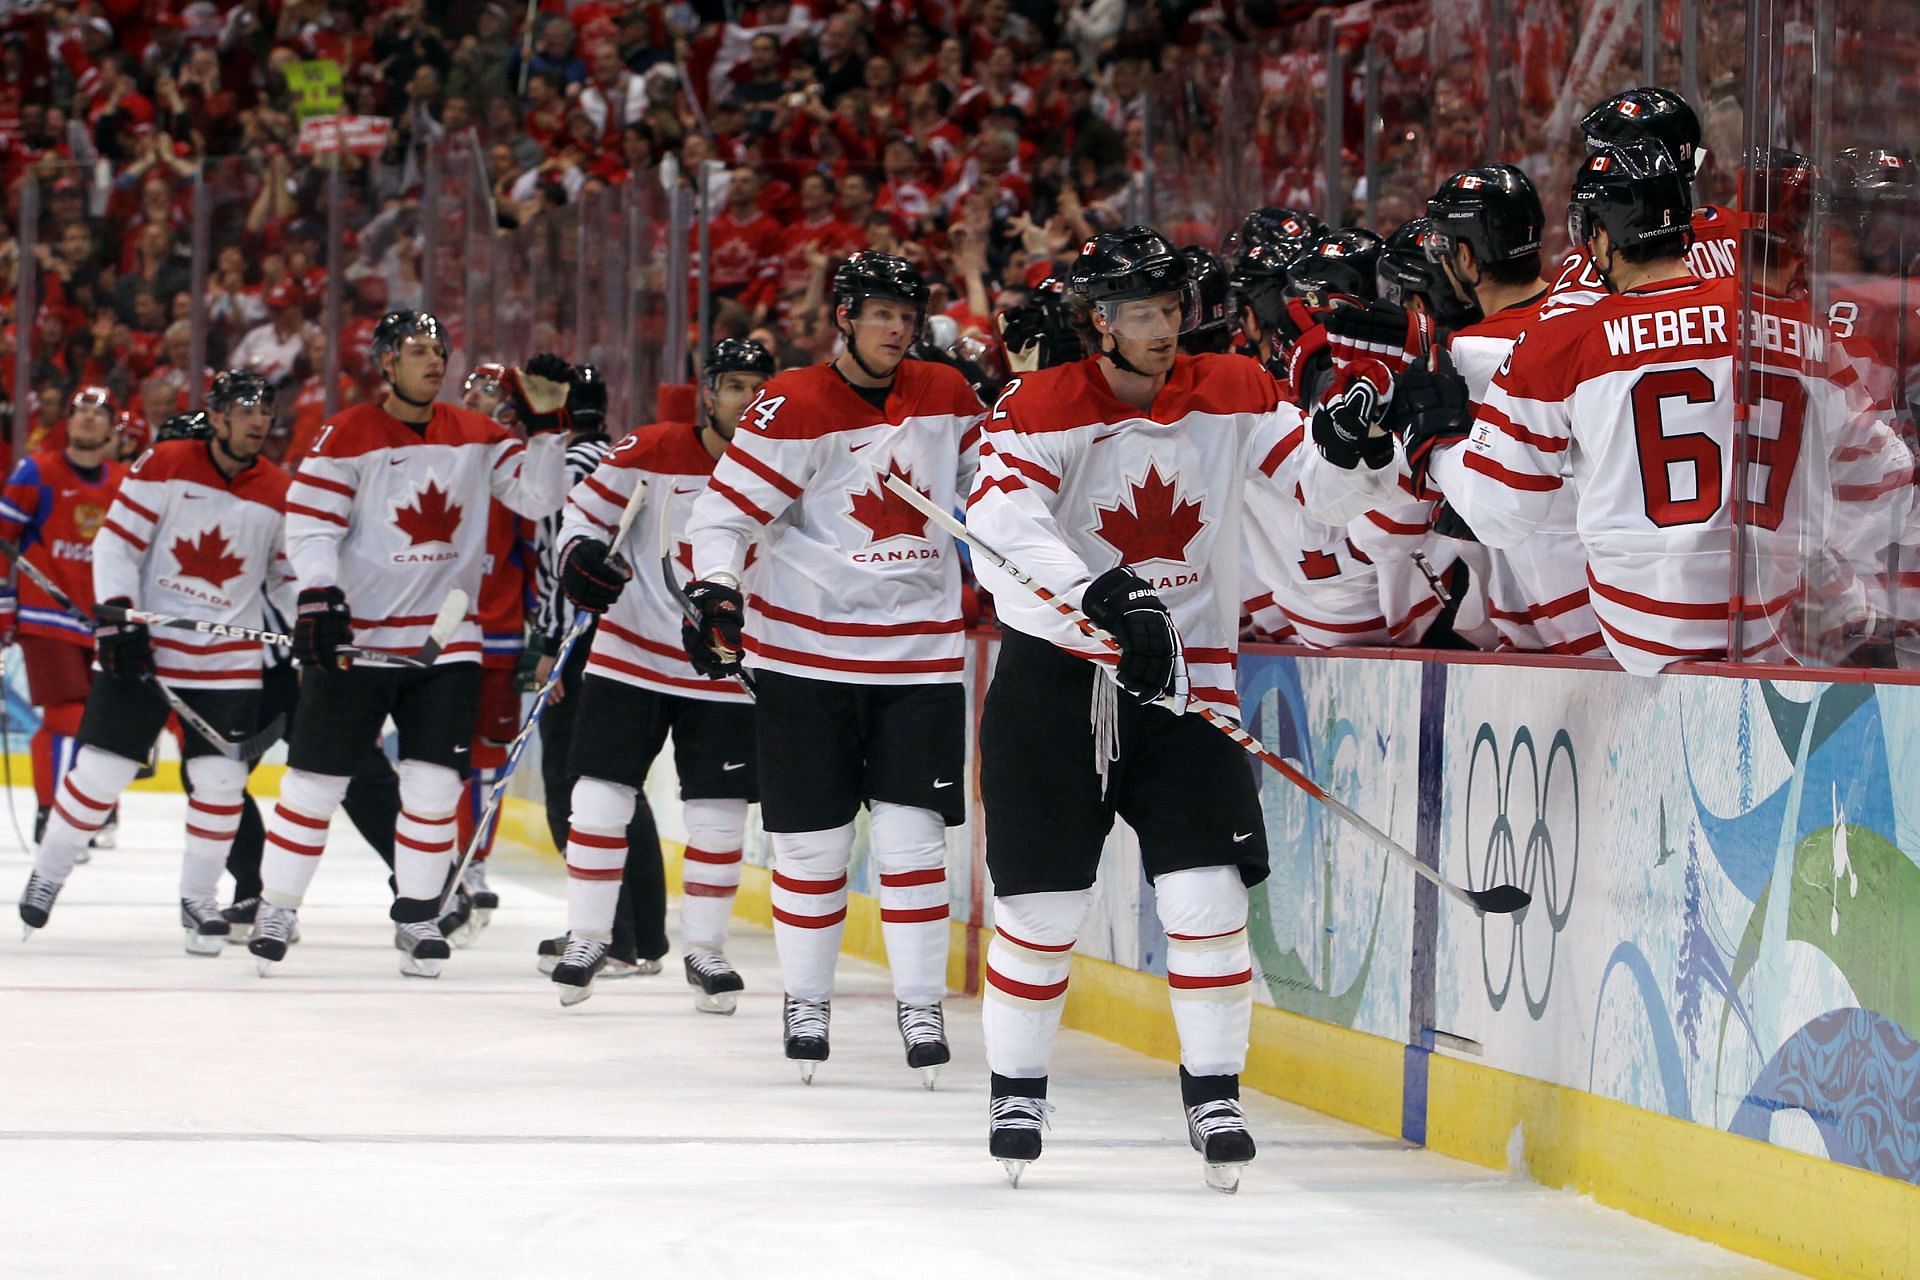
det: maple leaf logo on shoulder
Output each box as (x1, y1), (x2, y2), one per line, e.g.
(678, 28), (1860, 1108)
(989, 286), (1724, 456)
(393, 478), (463, 546)
(172, 527), (245, 588)
(1093, 463), (1206, 565)
(848, 460), (930, 543)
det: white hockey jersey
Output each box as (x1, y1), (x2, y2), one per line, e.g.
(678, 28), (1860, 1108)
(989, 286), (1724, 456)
(558, 420), (751, 703)
(1547, 205), (1745, 311)
(1429, 274), (1912, 674)
(686, 360), (985, 685)
(93, 439), (294, 691)
(969, 353), (1398, 714)
(285, 401), (566, 663)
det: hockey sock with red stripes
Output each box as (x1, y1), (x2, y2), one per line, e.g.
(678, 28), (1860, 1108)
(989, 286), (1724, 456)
(181, 755), (248, 902)
(258, 770), (351, 907)
(983, 889), (1092, 1078)
(769, 821), (854, 1002)
(31, 745), (140, 884)
(391, 760), (461, 906)
(679, 797), (747, 952)
(871, 801), (951, 1006)
(1155, 866), (1255, 1077)
(564, 775), (634, 942)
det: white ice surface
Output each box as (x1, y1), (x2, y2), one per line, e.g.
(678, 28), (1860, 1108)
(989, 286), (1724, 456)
(0, 792), (1796, 1280)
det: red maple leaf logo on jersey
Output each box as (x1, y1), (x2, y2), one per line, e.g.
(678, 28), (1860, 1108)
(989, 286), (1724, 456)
(1092, 464), (1206, 565)
(674, 539), (694, 573)
(848, 461), (930, 543)
(393, 479), (464, 546)
(172, 527), (246, 588)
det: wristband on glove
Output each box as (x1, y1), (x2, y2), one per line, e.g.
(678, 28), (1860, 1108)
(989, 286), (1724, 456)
(93, 596), (154, 678)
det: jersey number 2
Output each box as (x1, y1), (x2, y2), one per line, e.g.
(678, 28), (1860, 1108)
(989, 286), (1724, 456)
(1631, 368), (1803, 531)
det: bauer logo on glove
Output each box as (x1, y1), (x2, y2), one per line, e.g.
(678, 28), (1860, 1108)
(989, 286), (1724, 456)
(1308, 358), (1397, 471)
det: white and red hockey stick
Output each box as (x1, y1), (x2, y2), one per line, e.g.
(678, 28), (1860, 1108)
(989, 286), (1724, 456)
(883, 474), (1529, 916)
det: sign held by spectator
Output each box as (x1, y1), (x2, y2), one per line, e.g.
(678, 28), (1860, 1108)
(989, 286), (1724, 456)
(296, 115), (392, 158)
(284, 60), (345, 122)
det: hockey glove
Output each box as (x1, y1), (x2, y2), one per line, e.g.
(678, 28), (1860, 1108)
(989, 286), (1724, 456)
(680, 578), (745, 678)
(1324, 299), (1428, 374)
(1284, 319), (1334, 409)
(293, 586), (353, 667)
(508, 353), (574, 434)
(1431, 501), (1480, 543)
(1391, 347), (1474, 497)
(1310, 358), (1397, 471)
(1082, 566), (1179, 702)
(93, 597), (153, 679)
(997, 303), (1046, 373)
(561, 538), (631, 613)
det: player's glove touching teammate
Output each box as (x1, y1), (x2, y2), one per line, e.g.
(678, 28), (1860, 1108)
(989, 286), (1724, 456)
(1390, 347), (1473, 496)
(294, 586), (353, 667)
(560, 538), (630, 613)
(1081, 567), (1179, 702)
(680, 578), (745, 678)
(1310, 357), (1397, 471)
(93, 597), (153, 679)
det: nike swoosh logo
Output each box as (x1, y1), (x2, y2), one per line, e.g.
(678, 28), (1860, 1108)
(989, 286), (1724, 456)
(673, 484), (704, 495)
(453, 746), (470, 755)
(1232, 831), (1252, 843)
(389, 456), (411, 466)
(933, 779), (954, 789)
(721, 761), (746, 771)
(850, 441), (874, 452)
(1091, 430), (1125, 445)
(181, 493), (203, 500)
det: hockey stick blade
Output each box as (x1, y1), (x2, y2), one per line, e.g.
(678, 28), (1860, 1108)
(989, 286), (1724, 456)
(151, 680), (284, 762)
(879, 474), (1531, 917)
(350, 589), (471, 671)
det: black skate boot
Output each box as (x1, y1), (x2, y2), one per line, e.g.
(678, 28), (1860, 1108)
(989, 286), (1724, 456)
(221, 896), (259, 943)
(437, 884), (475, 949)
(551, 935), (610, 1006)
(180, 898), (231, 956)
(782, 995), (831, 1083)
(684, 948), (744, 1015)
(19, 871), (62, 937)
(1182, 1068), (1256, 1194)
(248, 903), (298, 974)
(535, 933), (568, 975)
(988, 1074), (1052, 1188)
(897, 1001), (951, 1089)
(392, 896), (451, 977)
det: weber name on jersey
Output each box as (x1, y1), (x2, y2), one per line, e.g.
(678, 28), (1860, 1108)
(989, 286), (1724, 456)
(285, 401), (565, 661)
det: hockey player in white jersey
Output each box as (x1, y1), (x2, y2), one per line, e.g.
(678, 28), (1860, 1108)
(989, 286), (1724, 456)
(966, 226), (1399, 1191)
(251, 311), (566, 977)
(17, 370), (292, 951)
(682, 253), (985, 1084)
(546, 339), (773, 1010)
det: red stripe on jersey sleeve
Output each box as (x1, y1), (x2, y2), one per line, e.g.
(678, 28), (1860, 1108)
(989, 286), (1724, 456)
(728, 447), (804, 500)
(582, 473), (626, 508)
(597, 618), (693, 662)
(1482, 403), (1569, 453)
(292, 472), (355, 500)
(116, 492), (159, 523)
(709, 477), (776, 524)
(748, 594), (965, 638)
(1586, 571), (1727, 621)
(1462, 451), (1562, 492)
(492, 443), (525, 471)
(966, 475), (1025, 508)
(1365, 510), (1429, 535)
(287, 502), (350, 527)
(101, 520), (148, 551)
(1006, 455), (1061, 491)
(1258, 431), (1302, 477)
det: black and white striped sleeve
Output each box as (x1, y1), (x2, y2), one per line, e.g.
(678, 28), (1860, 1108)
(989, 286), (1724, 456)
(532, 434), (613, 649)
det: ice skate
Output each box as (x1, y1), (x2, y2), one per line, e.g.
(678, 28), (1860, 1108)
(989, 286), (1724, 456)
(462, 860), (498, 929)
(684, 948), (744, 1014)
(1183, 1071), (1256, 1194)
(551, 936), (610, 1006)
(782, 995), (831, 1083)
(438, 885), (476, 949)
(19, 872), (62, 938)
(988, 1075), (1052, 1188)
(897, 1001), (951, 1088)
(600, 953), (660, 980)
(535, 933), (567, 975)
(395, 919), (451, 978)
(249, 903), (298, 974)
(223, 897), (300, 947)
(179, 898), (230, 956)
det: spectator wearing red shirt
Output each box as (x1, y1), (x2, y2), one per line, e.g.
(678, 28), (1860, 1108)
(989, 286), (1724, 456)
(85, 52), (156, 161)
(779, 173), (859, 296)
(523, 70), (568, 151)
(907, 82), (966, 173)
(876, 136), (937, 227)
(702, 168), (783, 312)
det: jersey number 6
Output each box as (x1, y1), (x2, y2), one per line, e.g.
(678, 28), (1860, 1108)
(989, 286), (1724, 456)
(1631, 368), (1804, 532)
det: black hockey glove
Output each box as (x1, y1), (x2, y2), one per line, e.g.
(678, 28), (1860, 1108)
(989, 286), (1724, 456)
(293, 585), (353, 667)
(508, 352), (574, 435)
(93, 596), (153, 679)
(1310, 358), (1397, 471)
(1081, 567), (1178, 702)
(561, 537), (630, 613)
(1391, 347), (1474, 497)
(1431, 501), (1480, 543)
(680, 578), (745, 678)
(1284, 319), (1334, 409)
(1323, 299), (1428, 373)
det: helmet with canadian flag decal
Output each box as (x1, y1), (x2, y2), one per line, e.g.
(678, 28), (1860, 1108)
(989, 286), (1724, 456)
(1580, 86), (1704, 183)
(1567, 141), (1693, 259)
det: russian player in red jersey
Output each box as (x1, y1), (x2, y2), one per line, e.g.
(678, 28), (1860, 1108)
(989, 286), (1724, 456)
(17, 371), (291, 950)
(683, 253), (985, 1083)
(0, 386), (127, 840)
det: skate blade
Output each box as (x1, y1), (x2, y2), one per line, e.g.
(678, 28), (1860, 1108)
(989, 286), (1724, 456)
(635, 959), (663, 976)
(255, 957), (278, 977)
(557, 982), (594, 1007)
(536, 956), (560, 976)
(223, 930), (252, 946)
(1203, 1161), (1247, 1194)
(919, 1065), (940, 1091)
(400, 956), (444, 979)
(695, 991), (739, 1015)
(1000, 1159), (1031, 1188)
(21, 924), (38, 941)
(447, 920), (478, 949)
(183, 930), (226, 957)
(798, 1061), (818, 1085)
(473, 907), (494, 928)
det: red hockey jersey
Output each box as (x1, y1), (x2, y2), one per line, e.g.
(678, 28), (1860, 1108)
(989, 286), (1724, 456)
(93, 440), (294, 690)
(477, 502), (536, 669)
(0, 449), (126, 646)
(1548, 205), (1744, 309)
(285, 402), (566, 663)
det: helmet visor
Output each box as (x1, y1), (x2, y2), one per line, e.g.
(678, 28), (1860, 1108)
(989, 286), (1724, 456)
(1096, 283), (1200, 341)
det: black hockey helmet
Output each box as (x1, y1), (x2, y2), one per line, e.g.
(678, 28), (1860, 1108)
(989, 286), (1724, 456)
(1567, 142), (1693, 257)
(831, 251), (929, 320)
(370, 310), (448, 370)
(1580, 86), (1704, 182)
(1283, 228), (1384, 302)
(1221, 205), (1325, 260)
(155, 410), (212, 443)
(1180, 246), (1235, 334)
(566, 363), (607, 429)
(1739, 147), (1820, 253)
(1378, 219), (1482, 328)
(1227, 239), (1296, 330)
(1425, 164), (1545, 267)
(207, 368), (276, 415)
(1070, 225), (1191, 303)
(705, 337), (776, 385)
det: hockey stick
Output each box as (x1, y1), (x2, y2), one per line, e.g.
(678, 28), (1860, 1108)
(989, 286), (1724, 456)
(437, 479), (651, 915)
(146, 678), (286, 763)
(658, 489), (758, 698)
(883, 474), (1531, 916)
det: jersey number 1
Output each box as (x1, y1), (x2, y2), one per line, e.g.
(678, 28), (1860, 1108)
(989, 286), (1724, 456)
(1631, 368), (1803, 532)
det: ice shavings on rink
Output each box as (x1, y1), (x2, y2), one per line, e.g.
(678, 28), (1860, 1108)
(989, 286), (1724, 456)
(0, 792), (1795, 1280)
